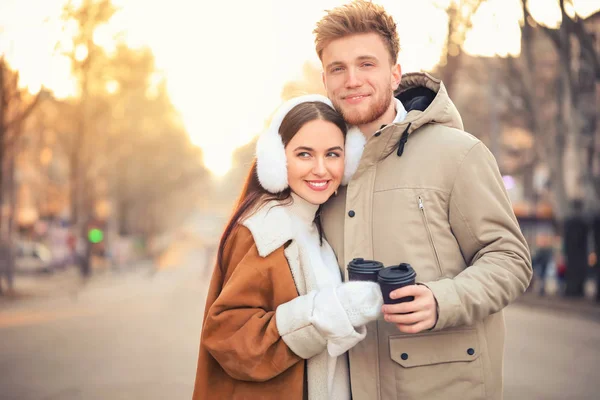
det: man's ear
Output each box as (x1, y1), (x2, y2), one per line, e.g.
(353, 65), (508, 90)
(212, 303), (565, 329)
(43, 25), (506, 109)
(391, 63), (402, 91)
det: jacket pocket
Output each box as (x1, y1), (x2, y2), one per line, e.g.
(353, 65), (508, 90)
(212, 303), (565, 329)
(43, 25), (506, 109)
(417, 195), (443, 276)
(388, 329), (486, 399)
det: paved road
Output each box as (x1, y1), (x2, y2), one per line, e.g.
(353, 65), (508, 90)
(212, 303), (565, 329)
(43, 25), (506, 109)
(504, 303), (600, 399)
(1, 248), (599, 400)
(0, 249), (210, 400)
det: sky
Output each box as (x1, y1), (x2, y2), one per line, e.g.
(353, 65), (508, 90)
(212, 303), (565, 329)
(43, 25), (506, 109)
(1, 0), (599, 175)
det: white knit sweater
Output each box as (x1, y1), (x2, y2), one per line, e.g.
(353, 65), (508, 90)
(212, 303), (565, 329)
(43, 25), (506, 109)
(287, 193), (350, 399)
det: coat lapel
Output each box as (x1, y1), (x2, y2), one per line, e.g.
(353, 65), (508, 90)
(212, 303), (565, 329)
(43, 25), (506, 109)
(242, 201), (318, 296)
(242, 201), (329, 400)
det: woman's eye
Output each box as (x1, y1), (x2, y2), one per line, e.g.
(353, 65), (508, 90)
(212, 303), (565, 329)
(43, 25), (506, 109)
(297, 152), (311, 158)
(327, 152), (341, 158)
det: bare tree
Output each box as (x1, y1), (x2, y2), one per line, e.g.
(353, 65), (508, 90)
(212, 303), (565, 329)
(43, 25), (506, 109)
(498, 2), (559, 205)
(55, 0), (117, 276)
(511, 0), (600, 297)
(0, 58), (43, 293)
(434, 0), (488, 96)
(59, 0), (116, 224)
(98, 45), (208, 238)
(531, 0), (600, 217)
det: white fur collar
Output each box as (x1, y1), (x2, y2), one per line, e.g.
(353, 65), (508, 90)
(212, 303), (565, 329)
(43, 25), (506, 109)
(342, 126), (366, 185)
(241, 196), (318, 258)
(242, 201), (293, 258)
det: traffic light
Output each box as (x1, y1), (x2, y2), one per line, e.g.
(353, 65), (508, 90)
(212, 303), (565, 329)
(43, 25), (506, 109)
(88, 228), (104, 244)
(87, 220), (106, 256)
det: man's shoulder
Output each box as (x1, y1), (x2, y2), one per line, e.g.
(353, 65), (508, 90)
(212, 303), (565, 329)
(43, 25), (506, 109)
(420, 124), (481, 153)
(410, 124), (485, 173)
(382, 123), (483, 170)
(374, 124), (487, 193)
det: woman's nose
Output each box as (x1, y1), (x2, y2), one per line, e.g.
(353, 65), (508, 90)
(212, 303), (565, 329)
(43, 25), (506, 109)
(312, 158), (327, 175)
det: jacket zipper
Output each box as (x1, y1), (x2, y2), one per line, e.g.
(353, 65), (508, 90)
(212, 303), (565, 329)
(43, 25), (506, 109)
(418, 196), (443, 276)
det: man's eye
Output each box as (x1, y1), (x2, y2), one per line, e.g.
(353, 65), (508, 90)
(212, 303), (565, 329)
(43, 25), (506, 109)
(362, 63), (375, 68)
(330, 67), (344, 73)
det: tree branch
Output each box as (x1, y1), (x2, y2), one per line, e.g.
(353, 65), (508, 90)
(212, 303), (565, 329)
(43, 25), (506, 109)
(522, 0), (561, 50)
(3, 90), (43, 151)
(570, 16), (600, 79)
(505, 57), (527, 98)
(5, 90), (42, 130)
(539, 25), (561, 49)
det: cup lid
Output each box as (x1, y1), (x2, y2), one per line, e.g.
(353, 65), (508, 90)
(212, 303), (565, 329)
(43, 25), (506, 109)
(377, 263), (417, 284)
(347, 258), (384, 273)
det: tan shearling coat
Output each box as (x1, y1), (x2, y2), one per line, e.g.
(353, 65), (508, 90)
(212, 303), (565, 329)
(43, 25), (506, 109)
(193, 199), (354, 400)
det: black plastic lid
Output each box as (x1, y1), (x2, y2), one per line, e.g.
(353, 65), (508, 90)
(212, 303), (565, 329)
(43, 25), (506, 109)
(377, 263), (417, 284)
(347, 258), (384, 273)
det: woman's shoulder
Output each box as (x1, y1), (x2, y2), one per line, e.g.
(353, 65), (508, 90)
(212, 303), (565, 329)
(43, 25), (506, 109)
(223, 224), (255, 260)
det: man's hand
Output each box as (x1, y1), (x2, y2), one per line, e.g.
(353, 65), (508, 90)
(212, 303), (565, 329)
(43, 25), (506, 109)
(381, 285), (438, 334)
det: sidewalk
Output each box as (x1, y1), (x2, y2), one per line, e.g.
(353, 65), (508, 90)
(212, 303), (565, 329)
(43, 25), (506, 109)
(0, 259), (155, 307)
(514, 290), (600, 322)
(0, 268), (82, 302)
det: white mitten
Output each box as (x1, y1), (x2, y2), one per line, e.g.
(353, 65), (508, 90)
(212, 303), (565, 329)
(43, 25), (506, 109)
(335, 281), (383, 327)
(310, 286), (367, 357)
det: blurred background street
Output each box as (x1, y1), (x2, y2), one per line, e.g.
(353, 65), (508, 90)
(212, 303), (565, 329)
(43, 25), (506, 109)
(1, 243), (599, 400)
(0, 244), (212, 400)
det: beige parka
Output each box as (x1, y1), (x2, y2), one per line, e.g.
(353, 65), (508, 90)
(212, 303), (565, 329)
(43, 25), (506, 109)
(321, 72), (532, 400)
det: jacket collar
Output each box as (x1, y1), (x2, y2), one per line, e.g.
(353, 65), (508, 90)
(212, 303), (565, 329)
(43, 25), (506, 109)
(350, 72), (464, 181)
(241, 194), (318, 258)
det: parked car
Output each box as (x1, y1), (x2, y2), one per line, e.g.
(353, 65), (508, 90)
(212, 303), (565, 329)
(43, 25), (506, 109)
(15, 240), (54, 274)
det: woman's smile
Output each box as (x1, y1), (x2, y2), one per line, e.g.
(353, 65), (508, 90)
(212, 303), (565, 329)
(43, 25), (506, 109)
(305, 180), (331, 191)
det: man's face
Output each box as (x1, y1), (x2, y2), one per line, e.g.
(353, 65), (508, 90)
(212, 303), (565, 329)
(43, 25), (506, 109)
(321, 33), (401, 126)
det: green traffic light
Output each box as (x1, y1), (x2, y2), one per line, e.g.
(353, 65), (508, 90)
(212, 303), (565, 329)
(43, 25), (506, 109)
(88, 228), (104, 244)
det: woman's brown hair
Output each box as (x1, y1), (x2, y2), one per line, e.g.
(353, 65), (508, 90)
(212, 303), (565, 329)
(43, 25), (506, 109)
(216, 101), (347, 271)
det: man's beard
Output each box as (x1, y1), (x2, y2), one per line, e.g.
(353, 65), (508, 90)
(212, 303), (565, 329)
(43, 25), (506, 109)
(333, 86), (393, 126)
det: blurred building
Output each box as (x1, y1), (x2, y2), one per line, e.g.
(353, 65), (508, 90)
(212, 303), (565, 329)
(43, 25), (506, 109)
(13, 119), (70, 232)
(451, 10), (600, 255)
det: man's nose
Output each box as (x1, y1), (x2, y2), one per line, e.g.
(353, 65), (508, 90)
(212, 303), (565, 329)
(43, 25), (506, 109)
(345, 68), (362, 88)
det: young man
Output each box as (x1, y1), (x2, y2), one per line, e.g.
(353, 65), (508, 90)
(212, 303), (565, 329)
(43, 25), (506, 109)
(315, 2), (532, 399)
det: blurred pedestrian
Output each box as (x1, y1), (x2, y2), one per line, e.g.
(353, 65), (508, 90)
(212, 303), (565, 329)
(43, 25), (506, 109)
(556, 252), (568, 294)
(192, 95), (381, 399)
(531, 235), (555, 296)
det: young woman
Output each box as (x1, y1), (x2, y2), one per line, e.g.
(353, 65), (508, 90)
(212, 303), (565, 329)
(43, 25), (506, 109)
(192, 95), (383, 400)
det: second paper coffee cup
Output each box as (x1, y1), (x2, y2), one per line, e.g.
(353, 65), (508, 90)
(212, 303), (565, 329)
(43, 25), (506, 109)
(377, 263), (417, 304)
(347, 258), (384, 282)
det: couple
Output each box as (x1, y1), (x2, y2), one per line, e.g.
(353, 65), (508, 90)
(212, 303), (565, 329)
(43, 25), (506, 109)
(193, 2), (532, 400)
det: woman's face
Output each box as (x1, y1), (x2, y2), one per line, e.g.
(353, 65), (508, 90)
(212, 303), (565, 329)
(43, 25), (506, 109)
(285, 119), (345, 205)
